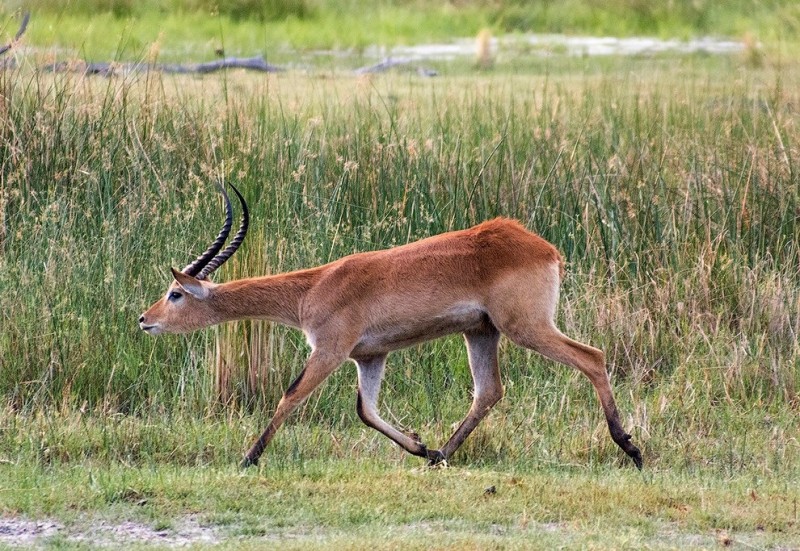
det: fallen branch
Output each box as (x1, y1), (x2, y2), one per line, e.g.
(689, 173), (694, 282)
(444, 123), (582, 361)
(40, 56), (283, 77)
(2, 13), (283, 76)
(189, 56), (282, 74)
(0, 11), (30, 57)
(354, 57), (437, 77)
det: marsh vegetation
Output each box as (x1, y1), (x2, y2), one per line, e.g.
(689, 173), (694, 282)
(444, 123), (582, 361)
(0, 4), (798, 548)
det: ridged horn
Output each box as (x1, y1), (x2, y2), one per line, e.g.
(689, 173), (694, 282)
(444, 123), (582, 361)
(196, 183), (249, 280)
(181, 184), (234, 277)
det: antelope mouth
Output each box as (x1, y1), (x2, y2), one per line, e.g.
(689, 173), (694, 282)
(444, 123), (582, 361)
(139, 322), (162, 335)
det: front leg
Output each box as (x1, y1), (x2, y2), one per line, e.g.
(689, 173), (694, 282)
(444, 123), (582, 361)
(242, 349), (344, 468)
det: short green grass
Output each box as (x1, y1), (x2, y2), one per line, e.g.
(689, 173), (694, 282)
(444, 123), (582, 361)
(1, 411), (799, 548)
(1, 434), (798, 548)
(0, 19), (799, 548)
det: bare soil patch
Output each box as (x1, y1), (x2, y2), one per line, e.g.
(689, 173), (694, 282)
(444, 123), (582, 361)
(0, 515), (221, 548)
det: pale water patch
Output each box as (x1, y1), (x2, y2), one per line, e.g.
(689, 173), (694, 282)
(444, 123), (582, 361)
(364, 34), (745, 61)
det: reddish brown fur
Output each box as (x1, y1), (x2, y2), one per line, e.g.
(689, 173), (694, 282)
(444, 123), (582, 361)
(140, 218), (642, 469)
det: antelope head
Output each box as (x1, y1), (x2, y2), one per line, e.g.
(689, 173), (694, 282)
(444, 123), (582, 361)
(139, 184), (249, 335)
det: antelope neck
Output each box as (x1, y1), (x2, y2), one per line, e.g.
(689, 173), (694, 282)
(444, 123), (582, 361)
(211, 271), (317, 328)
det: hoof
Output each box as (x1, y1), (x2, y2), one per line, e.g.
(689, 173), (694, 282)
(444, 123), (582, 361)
(425, 449), (447, 467)
(624, 434), (643, 470)
(629, 448), (643, 471)
(612, 429), (643, 470)
(240, 456), (258, 469)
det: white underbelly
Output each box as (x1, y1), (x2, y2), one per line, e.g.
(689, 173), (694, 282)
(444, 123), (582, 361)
(351, 302), (488, 358)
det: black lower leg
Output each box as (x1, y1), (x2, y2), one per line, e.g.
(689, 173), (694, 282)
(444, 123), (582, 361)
(425, 449), (446, 466)
(240, 456), (258, 469)
(402, 436), (446, 466)
(241, 429), (272, 469)
(607, 419), (642, 469)
(402, 438), (443, 466)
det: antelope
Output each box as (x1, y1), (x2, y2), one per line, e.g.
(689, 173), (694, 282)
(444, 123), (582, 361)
(139, 185), (643, 470)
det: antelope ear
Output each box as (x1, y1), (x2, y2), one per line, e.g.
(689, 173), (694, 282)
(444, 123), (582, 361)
(171, 267), (209, 299)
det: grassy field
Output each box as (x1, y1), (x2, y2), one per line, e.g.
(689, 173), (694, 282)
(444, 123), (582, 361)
(1, 10), (799, 547)
(1, 455), (798, 548)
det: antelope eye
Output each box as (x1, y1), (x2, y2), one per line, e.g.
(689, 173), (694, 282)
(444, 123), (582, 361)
(167, 290), (183, 302)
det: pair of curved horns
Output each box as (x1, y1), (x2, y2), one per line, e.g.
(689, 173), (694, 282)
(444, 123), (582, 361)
(181, 184), (249, 280)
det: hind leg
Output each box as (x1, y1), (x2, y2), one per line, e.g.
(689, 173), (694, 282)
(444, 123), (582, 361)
(501, 318), (642, 468)
(355, 355), (438, 461)
(428, 320), (504, 465)
(489, 265), (641, 468)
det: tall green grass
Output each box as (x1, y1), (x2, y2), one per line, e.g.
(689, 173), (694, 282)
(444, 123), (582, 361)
(0, 58), (798, 471)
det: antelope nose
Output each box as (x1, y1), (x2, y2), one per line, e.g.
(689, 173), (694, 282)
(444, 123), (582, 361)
(139, 315), (145, 324)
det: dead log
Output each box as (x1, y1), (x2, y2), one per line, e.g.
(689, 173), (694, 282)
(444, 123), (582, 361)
(0, 11), (29, 57)
(42, 56), (283, 76)
(2, 13), (283, 76)
(0, 10), (29, 68)
(354, 57), (437, 77)
(189, 56), (282, 74)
